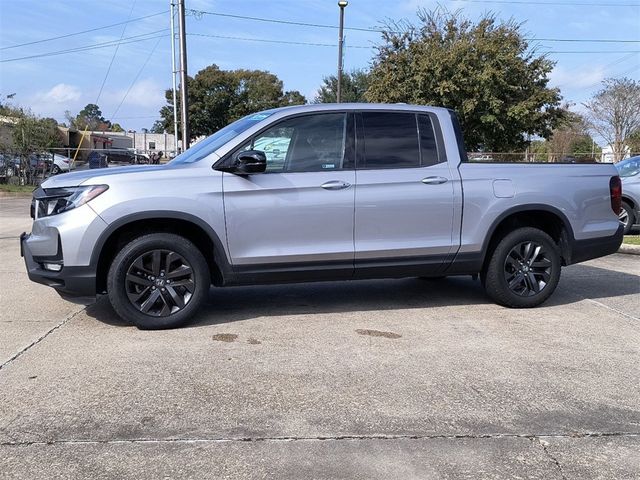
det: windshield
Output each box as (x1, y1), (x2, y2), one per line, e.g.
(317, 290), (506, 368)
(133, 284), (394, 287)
(615, 156), (640, 177)
(170, 110), (277, 165)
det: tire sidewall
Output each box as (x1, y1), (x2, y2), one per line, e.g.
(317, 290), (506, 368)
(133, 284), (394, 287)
(487, 227), (562, 308)
(621, 201), (633, 235)
(107, 233), (209, 329)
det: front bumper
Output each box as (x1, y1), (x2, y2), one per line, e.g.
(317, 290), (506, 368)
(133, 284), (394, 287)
(21, 232), (97, 303)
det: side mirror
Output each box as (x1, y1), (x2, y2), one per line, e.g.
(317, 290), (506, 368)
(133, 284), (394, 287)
(232, 150), (267, 174)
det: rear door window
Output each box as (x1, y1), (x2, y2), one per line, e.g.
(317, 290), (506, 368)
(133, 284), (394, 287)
(360, 112), (420, 169)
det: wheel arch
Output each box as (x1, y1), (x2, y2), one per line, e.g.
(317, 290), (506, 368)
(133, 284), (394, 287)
(480, 204), (575, 271)
(93, 211), (231, 293)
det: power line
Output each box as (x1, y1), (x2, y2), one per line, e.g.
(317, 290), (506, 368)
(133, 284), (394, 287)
(189, 9), (640, 44)
(544, 50), (640, 53)
(95, 0), (139, 105)
(455, 0), (640, 6)
(4, 30), (639, 64)
(534, 38), (640, 43)
(0, 11), (167, 51)
(188, 9), (386, 33)
(188, 33), (371, 49)
(109, 37), (164, 122)
(0, 31), (168, 63)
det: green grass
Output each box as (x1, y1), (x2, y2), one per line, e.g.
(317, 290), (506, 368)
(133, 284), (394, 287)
(0, 184), (35, 194)
(623, 235), (640, 246)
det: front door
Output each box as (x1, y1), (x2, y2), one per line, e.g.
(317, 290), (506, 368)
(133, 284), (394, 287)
(223, 112), (356, 279)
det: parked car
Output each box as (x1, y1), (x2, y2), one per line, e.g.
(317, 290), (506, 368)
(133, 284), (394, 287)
(0, 154), (20, 180)
(21, 104), (624, 329)
(615, 155), (640, 234)
(51, 154), (72, 174)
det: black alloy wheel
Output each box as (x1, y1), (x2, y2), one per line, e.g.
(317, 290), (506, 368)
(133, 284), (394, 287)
(483, 227), (561, 308)
(503, 241), (553, 297)
(107, 233), (209, 329)
(125, 249), (195, 317)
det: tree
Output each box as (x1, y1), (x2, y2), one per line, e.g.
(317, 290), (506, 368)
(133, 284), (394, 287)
(150, 120), (165, 134)
(111, 123), (124, 132)
(627, 129), (640, 156)
(2, 107), (63, 176)
(314, 69), (371, 103)
(157, 65), (306, 140)
(583, 78), (640, 162)
(66, 103), (111, 131)
(365, 9), (564, 152)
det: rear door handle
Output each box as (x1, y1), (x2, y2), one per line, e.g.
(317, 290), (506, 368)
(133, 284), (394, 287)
(321, 180), (352, 190)
(422, 176), (448, 185)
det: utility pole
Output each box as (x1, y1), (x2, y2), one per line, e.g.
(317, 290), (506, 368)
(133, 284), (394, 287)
(170, 1), (180, 153)
(336, 1), (347, 103)
(177, 0), (190, 150)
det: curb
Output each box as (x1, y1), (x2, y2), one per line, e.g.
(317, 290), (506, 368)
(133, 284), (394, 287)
(618, 244), (640, 255)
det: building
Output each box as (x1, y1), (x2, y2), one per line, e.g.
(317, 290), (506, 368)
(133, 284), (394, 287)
(58, 127), (178, 161)
(600, 145), (631, 163)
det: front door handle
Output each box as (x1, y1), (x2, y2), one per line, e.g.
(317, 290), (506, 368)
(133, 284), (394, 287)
(422, 176), (448, 185)
(321, 180), (352, 190)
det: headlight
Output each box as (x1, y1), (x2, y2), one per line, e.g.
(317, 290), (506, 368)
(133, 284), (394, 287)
(33, 185), (108, 218)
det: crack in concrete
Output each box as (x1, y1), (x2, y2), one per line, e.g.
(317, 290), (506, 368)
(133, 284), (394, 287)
(2, 431), (638, 447)
(584, 298), (639, 322)
(0, 307), (85, 372)
(531, 437), (567, 480)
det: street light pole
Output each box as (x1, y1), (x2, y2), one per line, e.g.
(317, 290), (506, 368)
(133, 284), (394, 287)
(169, 1), (179, 153)
(336, 1), (347, 103)
(177, 0), (190, 150)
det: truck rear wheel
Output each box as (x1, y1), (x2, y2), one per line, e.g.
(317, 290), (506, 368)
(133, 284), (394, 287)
(483, 227), (561, 308)
(107, 233), (209, 329)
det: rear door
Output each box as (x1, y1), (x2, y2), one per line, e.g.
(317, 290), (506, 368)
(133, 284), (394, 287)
(354, 111), (456, 277)
(222, 112), (356, 278)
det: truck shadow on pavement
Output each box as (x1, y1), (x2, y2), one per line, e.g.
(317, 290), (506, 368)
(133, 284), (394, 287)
(85, 263), (639, 328)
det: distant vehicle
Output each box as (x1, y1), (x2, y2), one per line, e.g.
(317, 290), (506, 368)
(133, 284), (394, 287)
(468, 153), (494, 162)
(87, 151), (108, 169)
(96, 149), (151, 165)
(615, 155), (640, 234)
(51, 154), (71, 175)
(21, 104), (624, 329)
(0, 154), (20, 180)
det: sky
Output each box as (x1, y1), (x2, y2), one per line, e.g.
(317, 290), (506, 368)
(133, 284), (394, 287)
(0, 0), (639, 134)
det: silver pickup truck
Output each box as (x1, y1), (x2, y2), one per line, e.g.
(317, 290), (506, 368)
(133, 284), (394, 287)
(21, 104), (624, 329)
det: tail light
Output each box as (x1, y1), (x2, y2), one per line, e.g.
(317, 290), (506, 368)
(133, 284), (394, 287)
(609, 176), (622, 215)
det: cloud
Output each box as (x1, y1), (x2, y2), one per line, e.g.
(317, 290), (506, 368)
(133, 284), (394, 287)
(105, 78), (165, 109)
(549, 65), (605, 90)
(33, 83), (82, 104)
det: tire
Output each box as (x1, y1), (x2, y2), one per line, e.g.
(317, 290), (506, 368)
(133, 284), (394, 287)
(619, 201), (634, 235)
(52, 165), (60, 175)
(107, 233), (210, 329)
(483, 227), (561, 308)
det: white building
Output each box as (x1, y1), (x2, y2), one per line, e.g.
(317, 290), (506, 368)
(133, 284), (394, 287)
(600, 145), (631, 163)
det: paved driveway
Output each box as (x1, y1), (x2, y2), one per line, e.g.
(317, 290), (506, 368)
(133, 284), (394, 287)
(1, 195), (639, 479)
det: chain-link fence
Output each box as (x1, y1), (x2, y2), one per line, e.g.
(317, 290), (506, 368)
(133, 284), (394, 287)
(0, 147), (178, 186)
(2, 147), (637, 186)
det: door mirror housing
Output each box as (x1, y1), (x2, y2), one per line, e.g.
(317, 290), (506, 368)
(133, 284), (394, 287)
(229, 150), (267, 174)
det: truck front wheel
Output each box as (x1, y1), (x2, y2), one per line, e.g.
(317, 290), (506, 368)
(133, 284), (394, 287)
(483, 227), (561, 308)
(107, 233), (210, 329)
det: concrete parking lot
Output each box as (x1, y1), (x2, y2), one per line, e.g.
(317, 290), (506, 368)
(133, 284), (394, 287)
(0, 195), (638, 479)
